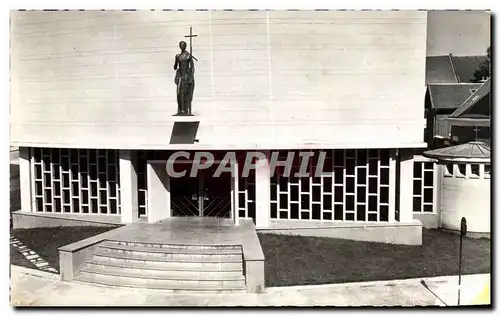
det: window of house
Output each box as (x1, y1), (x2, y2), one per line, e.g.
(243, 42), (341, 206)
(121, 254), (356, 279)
(485, 164), (491, 179)
(457, 164), (467, 177)
(444, 164), (454, 177)
(470, 164), (480, 178)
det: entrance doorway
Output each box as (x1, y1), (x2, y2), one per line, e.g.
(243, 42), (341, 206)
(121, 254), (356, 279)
(170, 163), (232, 218)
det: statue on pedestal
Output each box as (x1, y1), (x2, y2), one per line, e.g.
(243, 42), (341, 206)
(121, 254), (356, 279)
(174, 27), (197, 116)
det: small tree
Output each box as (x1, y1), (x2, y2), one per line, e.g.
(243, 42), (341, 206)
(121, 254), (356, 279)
(472, 47), (491, 82)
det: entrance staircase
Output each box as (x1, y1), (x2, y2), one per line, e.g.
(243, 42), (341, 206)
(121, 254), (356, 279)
(75, 240), (246, 292)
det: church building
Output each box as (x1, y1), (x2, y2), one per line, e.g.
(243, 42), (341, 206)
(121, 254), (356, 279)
(11, 10), (431, 245)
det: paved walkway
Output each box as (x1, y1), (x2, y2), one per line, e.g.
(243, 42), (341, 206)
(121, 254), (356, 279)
(10, 265), (490, 307)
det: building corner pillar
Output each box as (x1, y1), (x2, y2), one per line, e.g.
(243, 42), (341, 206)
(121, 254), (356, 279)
(119, 150), (139, 223)
(19, 147), (33, 212)
(388, 149), (397, 222)
(399, 149), (415, 223)
(255, 151), (271, 228)
(147, 162), (171, 223)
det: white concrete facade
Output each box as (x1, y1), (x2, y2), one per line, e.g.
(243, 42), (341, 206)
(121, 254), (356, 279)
(398, 149), (415, 223)
(10, 11), (430, 244)
(18, 147), (32, 212)
(254, 152), (271, 228)
(440, 163), (490, 234)
(10, 10), (427, 150)
(146, 163), (171, 223)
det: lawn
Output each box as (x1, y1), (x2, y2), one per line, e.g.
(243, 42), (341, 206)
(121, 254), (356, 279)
(258, 229), (490, 287)
(11, 226), (118, 272)
(10, 226), (490, 286)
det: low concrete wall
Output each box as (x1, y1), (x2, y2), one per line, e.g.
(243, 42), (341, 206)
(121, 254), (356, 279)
(239, 219), (265, 293)
(12, 211), (122, 229)
(258, 220), (423, 245)
(440, 177), (490, 234)
(413, 213), (439, 229)
(58, 228), (122, 281)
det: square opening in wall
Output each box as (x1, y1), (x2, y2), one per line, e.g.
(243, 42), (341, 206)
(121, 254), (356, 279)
(300, 177), (310, 192)
(356, 186), (366, 203)
(380, 205), (388, 221)
(380, 186), (389, 204)
(271, 203), (277, 219)
(346, 177), (355, 193)
(357, 167), (367, 185)
(301, 194), (310, 210)
(368, 178), (378, 194)
(423, 204), (433, 213)
(279, 194), (288, 209)
(334, 150), (344, 166)
(380, 168), (389, 185)
(356, 205), (366, 221)
(291, 203), (299, 219)
(334, 186), (343, 202)
(334, 168), (343, 184)
(290, 185), (299, 202)
(414, 162), (422, 178)
(413, 197), (422, 212)
(357, 149), (367, 166)
(346, 195), (355, 211)
(322, 194), (332, 210)
(380, 150), (390, 166)
(323, 176), (332, 193)
(312, 204), (321, 219)
(334, 204), (343, 220)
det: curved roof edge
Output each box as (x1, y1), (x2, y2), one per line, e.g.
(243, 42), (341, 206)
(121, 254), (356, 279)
(423, 141), (490, 162)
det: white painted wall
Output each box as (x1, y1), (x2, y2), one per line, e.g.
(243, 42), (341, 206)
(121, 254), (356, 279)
(440, 177), (490, 233)
(427, 10), (490, 57)
(11, 10), (427, 149)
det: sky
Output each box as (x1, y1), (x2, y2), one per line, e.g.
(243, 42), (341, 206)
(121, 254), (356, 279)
(426, 10), (491, 56)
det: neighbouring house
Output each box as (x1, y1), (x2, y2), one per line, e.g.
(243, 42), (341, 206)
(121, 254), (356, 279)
(413, 56), (490, 231)
(448, 78), (491, 146)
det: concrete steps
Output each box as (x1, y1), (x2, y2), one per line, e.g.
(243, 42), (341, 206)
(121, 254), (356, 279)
(75, 240), (246, 292)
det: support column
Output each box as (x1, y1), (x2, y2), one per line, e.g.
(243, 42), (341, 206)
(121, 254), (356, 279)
(232, 160), (239, 226)
(147, 163), (171, 223)
(255, 151), (270, 228)
(119, 150), (138, 223)
(19, 147), (33, 212)
(399, 149), (415, 223)
(388, 149), (396, 222)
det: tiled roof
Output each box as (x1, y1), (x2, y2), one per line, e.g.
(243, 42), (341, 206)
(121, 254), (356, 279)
(424, 141), (490, 161)
(426, 56), (458, 84)
(451, 56), (489, 83)
(428, 84), (482, 110)
(450, 78), (490, 118)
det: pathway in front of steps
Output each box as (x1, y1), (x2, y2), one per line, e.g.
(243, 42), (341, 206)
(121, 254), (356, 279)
(10, 265), (490, 307)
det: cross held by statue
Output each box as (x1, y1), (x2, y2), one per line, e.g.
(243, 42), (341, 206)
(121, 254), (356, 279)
(185, 27), (198, 60)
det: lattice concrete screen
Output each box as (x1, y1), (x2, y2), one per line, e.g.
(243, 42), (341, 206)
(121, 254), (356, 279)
(412, 159), (437, 213)
(31, 148), (120, 215)
(270, 149), (391, 222)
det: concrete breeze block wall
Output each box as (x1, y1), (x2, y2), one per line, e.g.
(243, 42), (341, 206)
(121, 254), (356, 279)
(11, 10), (427, 149)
